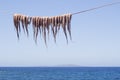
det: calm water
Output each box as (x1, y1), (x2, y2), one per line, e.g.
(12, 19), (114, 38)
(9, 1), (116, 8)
(0, 67), (120, 80)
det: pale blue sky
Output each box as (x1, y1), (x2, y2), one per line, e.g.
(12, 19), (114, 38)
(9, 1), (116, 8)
(0, 0), (120, 67)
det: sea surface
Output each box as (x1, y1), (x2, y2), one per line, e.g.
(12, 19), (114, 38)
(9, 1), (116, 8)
(0, 67), (120, 80)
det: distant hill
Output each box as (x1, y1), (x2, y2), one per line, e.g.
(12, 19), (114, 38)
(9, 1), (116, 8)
(54, 64), (81, 67)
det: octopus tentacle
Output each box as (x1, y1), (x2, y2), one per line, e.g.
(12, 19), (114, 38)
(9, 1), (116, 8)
(21, 15), (25, 33)
(46, 17), (50, 39)
(42, 17), (47, 46)
(13, 14), (21, 39)
(32, 16), (36, 40)
(67, 14), (72, 40)
(62, 14), (68, 43)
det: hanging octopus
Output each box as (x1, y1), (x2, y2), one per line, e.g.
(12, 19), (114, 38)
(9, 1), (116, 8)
(13, 13), (72, 45)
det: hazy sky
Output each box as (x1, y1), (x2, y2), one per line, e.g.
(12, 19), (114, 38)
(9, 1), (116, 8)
(0, 0), (120, 67)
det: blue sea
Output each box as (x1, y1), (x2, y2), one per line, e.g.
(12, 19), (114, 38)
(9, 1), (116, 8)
(0, 67), (120, 80)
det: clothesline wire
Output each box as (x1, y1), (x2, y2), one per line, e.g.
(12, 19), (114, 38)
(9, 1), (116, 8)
(72, 1), (120, 15)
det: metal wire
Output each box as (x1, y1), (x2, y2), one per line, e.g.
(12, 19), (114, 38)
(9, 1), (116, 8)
(72, 1), (120, 15)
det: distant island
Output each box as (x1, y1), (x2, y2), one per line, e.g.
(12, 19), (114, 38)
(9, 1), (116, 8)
(52, 64), (81, 67)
